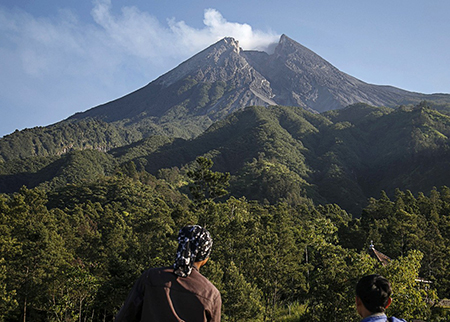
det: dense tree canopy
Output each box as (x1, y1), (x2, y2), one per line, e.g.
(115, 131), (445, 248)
(2, 103), (450, 321)
(1, 162), (449, 321)
(4, 103), (450, 216)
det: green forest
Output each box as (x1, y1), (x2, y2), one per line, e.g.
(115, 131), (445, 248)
(4, 103), (450, 216)
(2, 103), (450, 321)
(1, 157), (449, 321)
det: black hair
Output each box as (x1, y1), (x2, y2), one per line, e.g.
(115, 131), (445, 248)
(356, 274), (392, 313)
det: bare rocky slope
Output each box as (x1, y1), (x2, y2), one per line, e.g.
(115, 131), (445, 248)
(70, 34), (450, 124)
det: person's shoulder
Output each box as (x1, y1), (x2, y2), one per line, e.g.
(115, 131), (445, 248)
(190, 268), (215, 284)
(140, 266), (174, 282)
(190, 269), (221, 297)
(142, 266), (171, 274)
(388, 317), (407, 322)
(147, 266), (175, 276)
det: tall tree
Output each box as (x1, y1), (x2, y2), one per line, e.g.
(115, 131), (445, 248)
(187, 157), (230, 204)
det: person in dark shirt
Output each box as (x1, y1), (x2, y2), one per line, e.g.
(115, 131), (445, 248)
(355, 274), (406, 322)
(116, 225), (221, 322)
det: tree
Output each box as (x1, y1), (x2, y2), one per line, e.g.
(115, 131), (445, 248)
(0, 194), (19, 320)
(380, 250), (437, 321)
(46, 265), (100, 322)
(304, 218), (374, 322)
(187, 157), (230, 203)
(221, 261), (263, 322)
(4, 187), (70, 321)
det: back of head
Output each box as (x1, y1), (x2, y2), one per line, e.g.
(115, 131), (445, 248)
(173, 225), (213, 277)
(356, 274), (392, 313)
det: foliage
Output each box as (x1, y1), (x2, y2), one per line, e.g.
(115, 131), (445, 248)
(2, 103), (450, 321)
(187, 157), (230, 203)
(0, 120), (143, 163)
(2, 163), (448, 321)
(380, 250), (437, 321)
(3, 103), (450, 217)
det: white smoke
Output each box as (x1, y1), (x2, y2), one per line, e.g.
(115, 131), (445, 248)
(1, 0), (280, 80)
(0, 0), (280, 136)
(169, 8), (279, 52)
(91, 0), (280, 57)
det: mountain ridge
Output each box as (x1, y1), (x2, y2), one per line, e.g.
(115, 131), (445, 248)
(70, 34), (450, 122)
(4, 103), (450, 215)
(1, 35), (450, 163)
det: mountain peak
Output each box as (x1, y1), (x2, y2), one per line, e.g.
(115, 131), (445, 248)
(279, 34), (293, 43)
(274, 34), (317, 58)
(218, 37), (241, 52)
(201, 37), (241, 55)
(154, 37), (243, 87)
(68, 34), (450, 136)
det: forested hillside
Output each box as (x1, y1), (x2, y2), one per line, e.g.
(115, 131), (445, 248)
(1, 159), (449, 321)
(2, 103), (450, 321)
(3, 103), (450, 215)
(0, 120), (143, 163)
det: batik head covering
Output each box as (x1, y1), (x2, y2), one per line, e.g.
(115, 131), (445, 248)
(173, 225), (213, 277)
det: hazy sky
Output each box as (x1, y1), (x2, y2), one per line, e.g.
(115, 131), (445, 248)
(1, 0), (449, 137)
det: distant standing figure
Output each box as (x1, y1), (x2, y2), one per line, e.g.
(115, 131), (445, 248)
(355, 274), (406, 322)
(116, 225), (221, 322)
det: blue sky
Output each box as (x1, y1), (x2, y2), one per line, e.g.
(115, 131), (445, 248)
(1, 0), (449, 138)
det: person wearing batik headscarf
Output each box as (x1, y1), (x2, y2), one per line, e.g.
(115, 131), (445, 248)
(116, 225), (221, 322)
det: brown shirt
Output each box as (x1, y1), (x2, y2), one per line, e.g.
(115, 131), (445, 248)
(115, 267), (221, 322)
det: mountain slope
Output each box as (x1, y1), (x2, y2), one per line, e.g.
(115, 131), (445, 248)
(116, 103), (450, 214)
(0, 119), (144, 163)
(71, 34), (450, 123)
(2, 35), (450, 163)
(3, 104), (450, 214)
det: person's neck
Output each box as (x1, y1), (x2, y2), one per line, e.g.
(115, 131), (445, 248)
(361, 312), (386, 320)
(193, 258), (209, 271)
